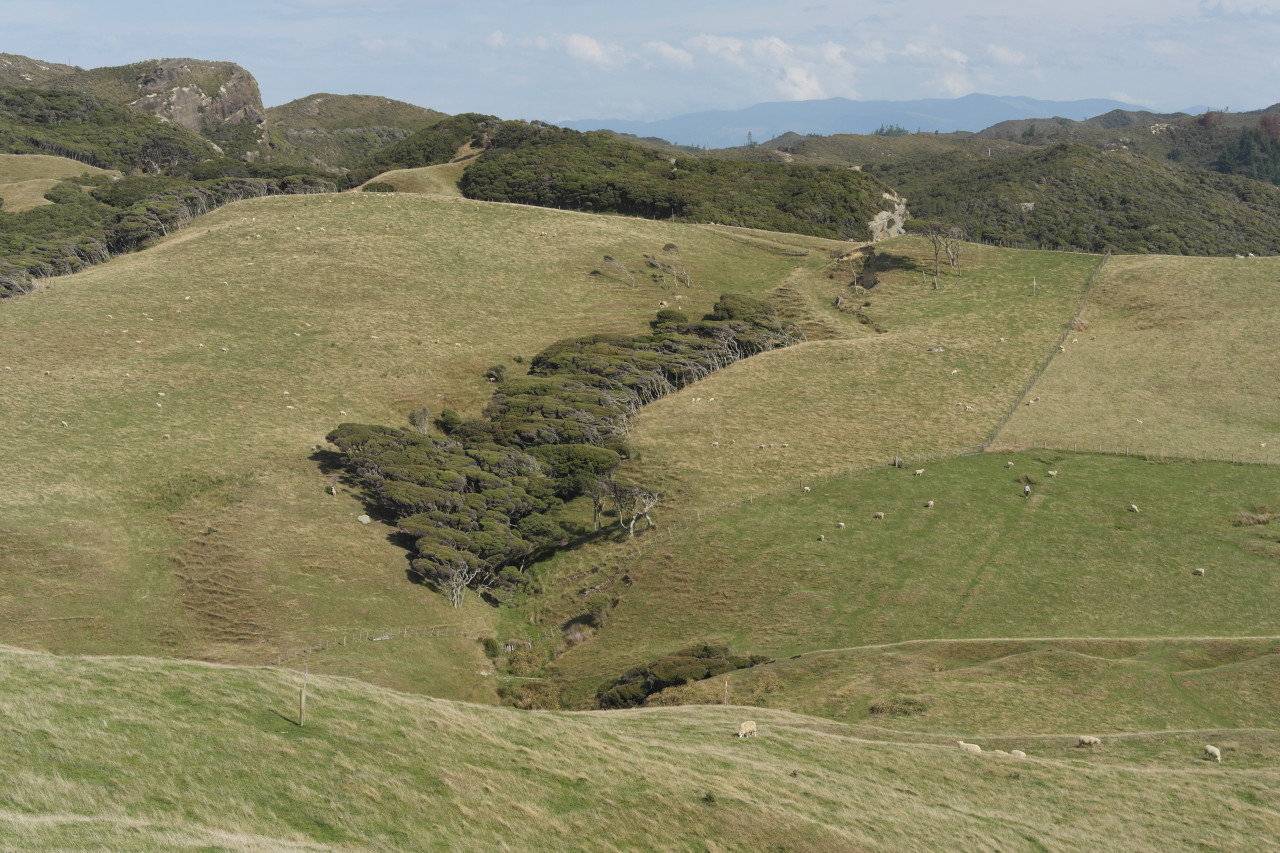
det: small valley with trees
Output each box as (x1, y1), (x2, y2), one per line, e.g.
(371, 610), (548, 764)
(1, 52), (1278, 851)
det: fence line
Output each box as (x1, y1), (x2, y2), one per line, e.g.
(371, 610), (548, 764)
(985, 250), (1110, 448)
(998, 436), (1277, 468)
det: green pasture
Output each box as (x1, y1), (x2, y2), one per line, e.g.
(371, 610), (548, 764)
(654, 637), (1280, 735)
(2, 646), (1278, 853)
(550, 450), (1280, 700)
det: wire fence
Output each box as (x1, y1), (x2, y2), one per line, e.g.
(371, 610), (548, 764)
(985, 250), (1110, 447)
(997, 436), (1279, 468)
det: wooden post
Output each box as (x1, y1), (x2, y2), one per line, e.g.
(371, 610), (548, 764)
(723, 679), (729, 706)
(299, 666), (308, 727)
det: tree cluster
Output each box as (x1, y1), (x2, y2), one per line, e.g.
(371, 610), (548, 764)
(327, 296), (800, 606)
(596, 644), (771, 709)
(455, 120), (895, 239)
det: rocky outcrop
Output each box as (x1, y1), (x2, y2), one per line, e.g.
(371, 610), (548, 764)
(124, 60), (267, 154)
(869, 191), (908, 241)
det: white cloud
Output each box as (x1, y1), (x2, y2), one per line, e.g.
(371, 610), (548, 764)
(687, 35), (748, 67)
(563, 33), (624, 67)
(486, 30), (506, 48)
(777, 66), (827, 100)
(985, 44), (1027, 66)
(644, 41), (695, 69)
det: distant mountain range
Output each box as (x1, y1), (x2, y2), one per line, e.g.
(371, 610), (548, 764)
(563, 94), (1150, 148)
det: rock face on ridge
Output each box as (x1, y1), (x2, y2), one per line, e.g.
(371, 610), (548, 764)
(127, 59), (266, 139)
(0, 54), (269, 160)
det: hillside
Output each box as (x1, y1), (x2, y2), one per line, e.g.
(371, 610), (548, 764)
(0, 190), (814, 693)
(3, 645), (1279, 852)
(870, 143), (1280, 254)
(265, 94), (447, 173)
(0, 153), (116, 212)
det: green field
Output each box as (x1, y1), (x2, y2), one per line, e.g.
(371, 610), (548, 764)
(4, 646), (1278, 853)
(546, 451), (1280, 700)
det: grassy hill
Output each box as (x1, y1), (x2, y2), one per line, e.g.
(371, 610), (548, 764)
(3, 645), (1279, 852)
(265, 94), (447, 173)
(0, 153), (116, 212)
(0, 190), (813, 695)
(1000, 253), (1280, 453)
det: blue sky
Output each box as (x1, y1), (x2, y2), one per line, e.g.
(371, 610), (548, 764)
(4, 0), (1278, 120)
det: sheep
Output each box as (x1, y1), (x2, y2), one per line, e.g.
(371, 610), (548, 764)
(1047, 470), (1058, 477)
(803, 486), (811, 493)
(836, 522), (846, 529)
(1005, 461), (1015, 468)
(872, 512), (885, 520)
(1192, 567), (1206, 576)
(1128, 504), (1140, 513)
(817, 534), (825, 542)
(737, 721), (757, 738)
(1078, 736), (1102, 748)
(60, 421), (68, 428)
(914, 469), (925, 477)
(925, 500), (934, 509)
(991, 749), (1009, 756)
(1204, 745), (1221, 762)
(711, 441), (719, 448)
(957, 741), (982, 755)
(1010, 750), (1027, 759)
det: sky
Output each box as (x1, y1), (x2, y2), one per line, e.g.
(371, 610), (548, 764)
(4, 0), (1279, 121)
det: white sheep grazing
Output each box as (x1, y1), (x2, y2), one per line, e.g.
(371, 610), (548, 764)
(803, 486), (811, 493)
(1078, 736), (1102, 748)
(957, 741), (982, 755)
(737, 721), (757, 738)
(914, 469), (925, 477)
(836, 522), (846, 529)
(1129, 504), (1140, 514)
(1047, 470), (1058, 477)
(817, 534), (825, 542)
(1010, 750), (1027, 759)
(872, 512), (885, 520)
(1005, 461), (1015, 468)
(1192, 567), (1206, 576)
(1204, 744), (1221, 762)
(925, 500), (934, 509)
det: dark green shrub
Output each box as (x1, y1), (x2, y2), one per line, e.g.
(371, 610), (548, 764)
(361, 181), (396, 192)
(435, 409), (463, 434)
